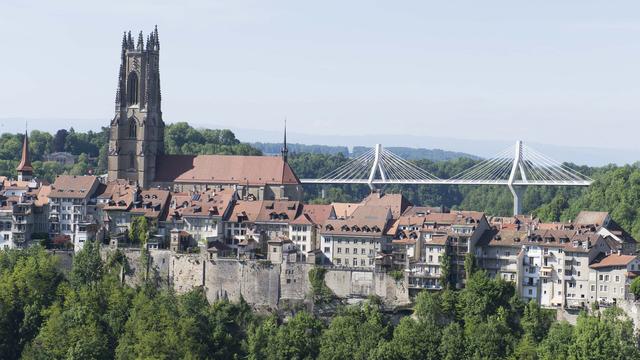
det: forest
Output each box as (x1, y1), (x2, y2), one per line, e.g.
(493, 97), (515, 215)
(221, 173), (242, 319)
(2, 124), (640, 238)
(0, 242), (638, 360)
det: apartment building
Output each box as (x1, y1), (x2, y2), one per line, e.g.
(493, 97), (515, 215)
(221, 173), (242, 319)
(320, 206), (393, 268)
(476, 223), (613, 308)
(589, 253), (640, 304)
(224, 200), (262, 249)
(288, 204), (335, 261)
(166, 188), (234, 248)
(48, 175), (100, 252)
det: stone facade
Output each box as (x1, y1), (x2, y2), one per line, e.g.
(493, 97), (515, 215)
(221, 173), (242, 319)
(108, 29), (164, 188)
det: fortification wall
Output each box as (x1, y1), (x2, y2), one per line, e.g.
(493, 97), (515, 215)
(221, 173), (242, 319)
(98, 247), (410, 309)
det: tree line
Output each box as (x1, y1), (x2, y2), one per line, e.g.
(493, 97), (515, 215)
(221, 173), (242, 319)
(0, 123), (261, 183)
(2, 124), (640, 239)
(1, 243), (638, 359)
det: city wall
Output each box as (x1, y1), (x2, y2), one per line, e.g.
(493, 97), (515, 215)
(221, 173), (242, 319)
(100, 248), (411, 309)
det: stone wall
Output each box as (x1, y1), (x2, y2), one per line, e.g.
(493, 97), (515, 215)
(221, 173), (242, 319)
(99, 247), (410, 309)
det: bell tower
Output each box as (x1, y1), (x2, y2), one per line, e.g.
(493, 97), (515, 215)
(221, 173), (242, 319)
(108, 27), (164, 187)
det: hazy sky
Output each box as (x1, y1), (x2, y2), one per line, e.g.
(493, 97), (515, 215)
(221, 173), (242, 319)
(0, 1), (639, 152)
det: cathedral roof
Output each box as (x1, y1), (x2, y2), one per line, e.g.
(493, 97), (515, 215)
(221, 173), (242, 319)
(154, 154), (300, 186)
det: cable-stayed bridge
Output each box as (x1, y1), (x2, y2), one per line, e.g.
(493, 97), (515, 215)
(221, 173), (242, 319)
(300, 141), (593, 215)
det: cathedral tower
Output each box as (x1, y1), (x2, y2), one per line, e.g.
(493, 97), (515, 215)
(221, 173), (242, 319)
(108, 27), (164, 187)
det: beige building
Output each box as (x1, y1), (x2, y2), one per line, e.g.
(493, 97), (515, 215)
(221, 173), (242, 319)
(320, 206), (393, 268)
(589, 253), (640, 304)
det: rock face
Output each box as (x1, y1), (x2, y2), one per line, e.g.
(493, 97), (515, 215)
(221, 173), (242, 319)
(101, 248), (411, 309)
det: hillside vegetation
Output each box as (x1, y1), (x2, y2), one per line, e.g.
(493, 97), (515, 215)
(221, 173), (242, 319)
(1, 243), (638, 360)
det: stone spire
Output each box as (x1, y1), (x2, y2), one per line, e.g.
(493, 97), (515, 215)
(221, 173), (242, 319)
(16, 129), (33, 181)
(154, 25), (160, 50)
(281, 119), (288, 163)
(137, 31), (144, 50)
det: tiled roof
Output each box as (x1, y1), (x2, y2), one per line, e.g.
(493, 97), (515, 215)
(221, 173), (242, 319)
(476, 227), (602, 253)
(574, 211), (609, 226)
(331, 202), (361, 219)
(154, 154), (300, 186)
(49, 175), (99, 199)
(256, 200), (301, 223)
(225, 200), (263, 223)
(361, 192), (412, 218)
(321, 206), (391, 236)
(590, 253), (637, 269)
(16, 133), (33, 173)
(169, 188), (235, 220)
(129, 189), (171, 220)
(291, 204), (334, 225)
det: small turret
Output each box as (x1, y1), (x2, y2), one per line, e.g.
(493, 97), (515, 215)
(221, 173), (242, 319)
(16, 130), (33, 181)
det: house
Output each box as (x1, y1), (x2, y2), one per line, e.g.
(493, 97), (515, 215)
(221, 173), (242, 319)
(166, 188), (235, 248)
(320, 205), (393, 268)
(48, 175), (100, 252)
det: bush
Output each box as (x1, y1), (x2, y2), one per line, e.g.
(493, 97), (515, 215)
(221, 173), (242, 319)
(389, 270), (404, 282)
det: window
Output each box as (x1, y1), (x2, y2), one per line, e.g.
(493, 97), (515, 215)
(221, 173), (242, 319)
(127, 72), (139, 105)
(528, 289), (533, 295)
(605, 275), (609, 282)
(599, 275), (603, 281)
(615, 275), (620, 282)
(591, 285), (595, 291)
(337, 248), (342, 254)
(345, 248), (349, 254)
(353, 248), (357, 254)
(352, 259), (357, 266)
(130, 153), (135, 169)
(361, 249), (365, 255)
(336, 258), (341, 265)
(324, 247), (329, 253)
(360, 259), (365, 266)
(129, 119), (137, 138)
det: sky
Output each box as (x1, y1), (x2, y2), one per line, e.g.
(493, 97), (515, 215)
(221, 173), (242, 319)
(0, 1), (639, 163)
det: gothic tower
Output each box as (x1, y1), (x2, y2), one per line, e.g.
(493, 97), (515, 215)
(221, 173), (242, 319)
(108, 27), (164, 187)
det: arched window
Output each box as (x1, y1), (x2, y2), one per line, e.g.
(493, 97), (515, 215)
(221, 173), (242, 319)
(129, 119), (137, 138)
(127, 72), (139, 105)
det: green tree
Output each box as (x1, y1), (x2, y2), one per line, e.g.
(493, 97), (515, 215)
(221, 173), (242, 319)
(567, 307), (640, 360)
(69, 240), (104, 287)
(438, 322), (465, 360)
(629, 276), (640, 300)
(0, 247), (64, 359)
(319, 301), (389, 360)
(521, 300), (554, 343)
(537, 321), (574, 360)
(261, 312), (324, 360)
(464, 252), (477, 279)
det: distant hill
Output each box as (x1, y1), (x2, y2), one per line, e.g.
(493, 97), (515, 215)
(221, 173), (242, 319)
(251, 142), (479, 161)
(251, 143), (350, 156)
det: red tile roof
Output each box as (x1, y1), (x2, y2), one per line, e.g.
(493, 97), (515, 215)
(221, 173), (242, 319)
(16, 132), (33, 173)
(50, 175), (99, 199)
(590, 254), (637, 269)
(154, 154), (300, 186)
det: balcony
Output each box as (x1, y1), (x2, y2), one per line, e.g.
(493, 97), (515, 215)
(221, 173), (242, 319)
(540, 266), (553, 278)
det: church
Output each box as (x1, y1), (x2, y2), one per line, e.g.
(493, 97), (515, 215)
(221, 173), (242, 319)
(107, 28), (302, 201)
